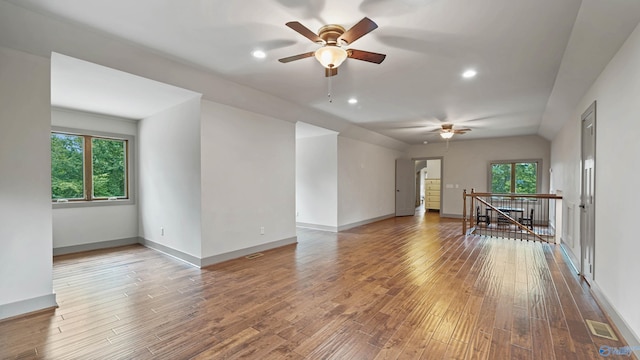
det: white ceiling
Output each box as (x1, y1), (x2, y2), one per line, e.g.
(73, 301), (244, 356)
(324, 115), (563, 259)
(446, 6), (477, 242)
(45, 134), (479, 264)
(296, 121), (339, 139)
(5, 0), (640, 144)
(51, 53), (201, 119)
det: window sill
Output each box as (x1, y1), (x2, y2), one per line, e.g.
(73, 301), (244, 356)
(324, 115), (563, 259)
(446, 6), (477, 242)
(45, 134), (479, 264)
(52, 198), (135, 209)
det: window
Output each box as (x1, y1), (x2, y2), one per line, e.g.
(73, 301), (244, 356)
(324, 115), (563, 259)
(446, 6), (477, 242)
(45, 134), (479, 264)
(490, 161), (539, 194)
(51, 128), (134, 206)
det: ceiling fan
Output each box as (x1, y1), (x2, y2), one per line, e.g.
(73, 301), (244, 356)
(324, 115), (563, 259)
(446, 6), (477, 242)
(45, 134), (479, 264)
(278, 17), (386, 77)
(431, 124), (471, 139)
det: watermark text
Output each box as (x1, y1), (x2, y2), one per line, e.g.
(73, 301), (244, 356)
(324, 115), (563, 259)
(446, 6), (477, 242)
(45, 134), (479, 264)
(600, 345), (640, 357)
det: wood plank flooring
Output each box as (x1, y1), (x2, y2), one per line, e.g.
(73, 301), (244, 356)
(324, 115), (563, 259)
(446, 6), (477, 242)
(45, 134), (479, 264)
(0, 212), (634, 359)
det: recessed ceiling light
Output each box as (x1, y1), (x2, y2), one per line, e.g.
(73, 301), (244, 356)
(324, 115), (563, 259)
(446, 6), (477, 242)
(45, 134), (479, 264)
(462, 69), (477, 78)
(252, 50), (266, 59)
(423, 141), (429, 144)
(348, 98), (358, 104)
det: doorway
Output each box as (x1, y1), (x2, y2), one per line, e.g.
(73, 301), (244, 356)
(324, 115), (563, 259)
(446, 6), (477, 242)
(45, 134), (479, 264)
(395, 158), (443, 216)
(414, 158), (443, 213)
(580, 101), (596, 284)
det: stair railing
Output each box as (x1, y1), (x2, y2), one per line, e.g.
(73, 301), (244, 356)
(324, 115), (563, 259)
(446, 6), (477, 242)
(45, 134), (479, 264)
(463, 189), (562, 242)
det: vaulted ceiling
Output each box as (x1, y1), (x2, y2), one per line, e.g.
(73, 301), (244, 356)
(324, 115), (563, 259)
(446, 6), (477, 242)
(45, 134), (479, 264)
(3, 0), (640, 145)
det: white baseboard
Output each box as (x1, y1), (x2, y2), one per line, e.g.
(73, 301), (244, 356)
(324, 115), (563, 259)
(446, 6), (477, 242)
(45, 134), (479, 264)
(142, 236), (298, 268)
(53, 237), (139, 256)
(200, 237), (298, 267)
(53, 235), (300, 270)
(337, 213), (394, 231)
(590, 281), (640, 352)
(560, 242), (580, 275)
(296, 222), (338, 232)
(140, 238), (201, 267)
(559, 243), (640, 353)
(0, 293), (57, 321)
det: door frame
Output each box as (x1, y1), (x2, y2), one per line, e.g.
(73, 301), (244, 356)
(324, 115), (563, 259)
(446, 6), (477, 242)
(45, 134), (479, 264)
(580, 101), (596, 284)
(413, 156), (444, 215)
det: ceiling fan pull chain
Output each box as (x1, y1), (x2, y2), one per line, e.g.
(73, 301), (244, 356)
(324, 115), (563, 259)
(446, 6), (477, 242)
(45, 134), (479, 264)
(327, 74), (333, 103)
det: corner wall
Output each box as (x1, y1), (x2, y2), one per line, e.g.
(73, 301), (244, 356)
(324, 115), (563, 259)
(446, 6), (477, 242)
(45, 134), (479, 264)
(138, 97), (203, 262)
(0, 47), (56, 319)
(200, 100), (296, 263)
(296, 134), (338, 230)
(51, 109), (138, 251)
(551, 20), (640, 344)
(337, 136), (403, 229)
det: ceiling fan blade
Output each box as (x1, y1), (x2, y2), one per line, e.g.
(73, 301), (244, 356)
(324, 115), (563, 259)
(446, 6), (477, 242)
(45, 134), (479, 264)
(453, 128), (471, 133)
(285, 21), (325, 44)
(347, 49), (386, 64)
(325, 67), (338, 77)
(339, 17), (378, 45)
(278, 51), (316, 63)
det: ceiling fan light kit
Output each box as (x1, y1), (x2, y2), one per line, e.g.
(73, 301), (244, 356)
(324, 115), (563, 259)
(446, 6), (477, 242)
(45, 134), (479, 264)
(279, 17), (386, 77)
(315, 46), (348, 68)
(440, 132), (455, 139)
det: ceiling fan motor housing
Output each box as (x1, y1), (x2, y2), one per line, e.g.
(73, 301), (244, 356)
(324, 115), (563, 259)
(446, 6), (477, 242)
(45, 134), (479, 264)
(318, 24), (346, 45)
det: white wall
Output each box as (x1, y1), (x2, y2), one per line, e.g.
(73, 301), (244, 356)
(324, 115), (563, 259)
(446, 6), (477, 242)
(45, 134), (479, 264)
(551, 21), (640, 342)
(426, 159), (441, 179)
(550, 119), (581, 261)
(53, 206), (138, 248)
(52, 108), (137, 134)
(138, 97), (202, 258)
(200, 100), (296, 258)
(51, 109), (138, 248)
(337, 136), (403, 228)
(0, 47), (56, 317)
(296, 134), (338, 229)
(408, 135), (550, 216)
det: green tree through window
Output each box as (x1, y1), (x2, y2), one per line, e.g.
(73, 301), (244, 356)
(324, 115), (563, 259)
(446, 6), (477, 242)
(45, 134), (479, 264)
(490, 161), (538, 194)
(51, 132), (128, 201)
(491, 163), (512, 193)
(92, 138), (126, 198)
(51, 134), (84, 199)
(515, 162), (537, 194)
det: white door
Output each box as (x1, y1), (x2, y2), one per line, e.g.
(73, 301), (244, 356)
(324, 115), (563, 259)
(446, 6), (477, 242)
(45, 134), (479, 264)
(580, 102), (596, 284)
(395, 159), (415, 216)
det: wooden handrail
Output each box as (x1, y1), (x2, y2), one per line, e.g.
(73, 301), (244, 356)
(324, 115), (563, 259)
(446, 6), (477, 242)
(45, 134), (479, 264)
(465, 192), (562, 200)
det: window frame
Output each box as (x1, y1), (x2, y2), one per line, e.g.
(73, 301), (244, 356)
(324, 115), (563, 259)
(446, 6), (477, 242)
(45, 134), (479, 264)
(488, 159), (541, 194)
(52, 126), (135, 209)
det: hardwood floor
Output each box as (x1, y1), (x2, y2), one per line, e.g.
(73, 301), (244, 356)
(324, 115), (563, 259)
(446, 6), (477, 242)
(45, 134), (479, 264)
(1, 212), (634, 359)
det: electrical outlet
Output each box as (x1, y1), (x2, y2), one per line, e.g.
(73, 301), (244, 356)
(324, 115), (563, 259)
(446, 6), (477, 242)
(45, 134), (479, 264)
(260, 227), (265, 235)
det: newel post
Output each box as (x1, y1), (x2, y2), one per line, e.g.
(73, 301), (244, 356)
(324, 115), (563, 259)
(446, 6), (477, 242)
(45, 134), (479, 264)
(462, 189), (467, 235)
(469, 188), (475, 229)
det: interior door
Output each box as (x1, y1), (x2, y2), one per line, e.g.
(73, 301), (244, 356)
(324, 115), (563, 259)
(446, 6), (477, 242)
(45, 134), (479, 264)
(580, 102), (596, 284)
(395, 159), (415, 216)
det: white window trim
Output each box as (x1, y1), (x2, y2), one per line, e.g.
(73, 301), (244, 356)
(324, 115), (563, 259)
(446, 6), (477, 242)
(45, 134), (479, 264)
(487, 159), (542, 194)
(52, 126), (136, 209)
